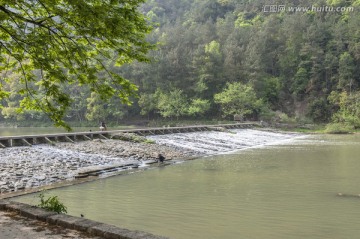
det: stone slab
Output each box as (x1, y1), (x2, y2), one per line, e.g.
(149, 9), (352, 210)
(47, 213), (87, 229)
(5, 201), (28, 211)
(74, 218), (102, 232)
(89, 223), (167, 239)
(0, 199), (10, 210)
(18, 204), (57, 221)
(4, 201), (57, 221)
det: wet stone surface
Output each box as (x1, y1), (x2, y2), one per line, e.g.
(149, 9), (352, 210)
(0, 138), (197, 194)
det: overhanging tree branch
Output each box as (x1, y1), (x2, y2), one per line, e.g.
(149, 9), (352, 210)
(0, 1), (153, 129)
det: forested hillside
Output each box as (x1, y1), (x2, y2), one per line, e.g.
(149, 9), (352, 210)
(2, 0), (360, 128)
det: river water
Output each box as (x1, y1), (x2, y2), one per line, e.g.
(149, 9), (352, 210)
(14, 132), (360, 239)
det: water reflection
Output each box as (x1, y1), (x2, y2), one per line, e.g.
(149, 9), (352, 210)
(15, 134), (360, 239)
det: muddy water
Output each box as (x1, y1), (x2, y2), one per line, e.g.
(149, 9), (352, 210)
(15, 133), (360, 239)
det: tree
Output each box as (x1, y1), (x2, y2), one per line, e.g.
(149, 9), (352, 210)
(85, 92), (108, 123)
(187, 98), (211, 117)
(291, 67), (309, 100)
(338, 52), (355, 92)
(328, 90), (360, 127)
(307, 98), (331, 123)
(138, 92), (158, 119)
(156, 89), (188, 119)
(0, 0), (152, 129)
(192, 40), (224, 100)
(214, 82), (263, 120)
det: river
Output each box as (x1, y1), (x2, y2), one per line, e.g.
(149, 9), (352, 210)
(14, 132), (360, 239)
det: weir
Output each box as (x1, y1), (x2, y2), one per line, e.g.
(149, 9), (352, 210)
(0, 123), (258, 148)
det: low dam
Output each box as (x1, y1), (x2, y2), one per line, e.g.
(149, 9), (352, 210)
(12, 133), (360, 239)
(0, 123), (258, 148)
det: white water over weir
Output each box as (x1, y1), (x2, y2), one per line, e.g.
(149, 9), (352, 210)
(149, 129), (298, 154)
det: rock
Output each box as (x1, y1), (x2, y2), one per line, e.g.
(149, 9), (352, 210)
(35, 176), (46, 181)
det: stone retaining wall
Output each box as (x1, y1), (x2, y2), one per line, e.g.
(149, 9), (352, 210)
(0, 200), (167, 239)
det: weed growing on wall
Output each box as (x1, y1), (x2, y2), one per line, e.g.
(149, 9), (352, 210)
(37, 191), (67, 214)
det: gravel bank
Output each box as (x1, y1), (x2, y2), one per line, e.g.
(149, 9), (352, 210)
(0, 138), (197, 195)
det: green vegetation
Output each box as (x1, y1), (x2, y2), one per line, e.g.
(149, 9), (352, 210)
(111, 133), (155, 143)
(324, 123), (354, 134)
(214, 82), (263, 120)
(0, 0), (152, 130)
(1, 0), (360, 132)
(37, 191), (67, 214)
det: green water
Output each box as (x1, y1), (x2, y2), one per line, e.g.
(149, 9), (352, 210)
(15, 134), (360, 239)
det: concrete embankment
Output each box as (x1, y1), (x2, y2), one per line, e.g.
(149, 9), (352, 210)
(0, 200), (167, 239)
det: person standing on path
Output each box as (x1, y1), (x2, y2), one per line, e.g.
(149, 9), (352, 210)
(99, 121), (107, 131)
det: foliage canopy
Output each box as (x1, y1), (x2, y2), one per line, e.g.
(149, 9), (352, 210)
(214, 82), (263, 119)
(0, 0), (152, 129)
(1, 0), (360, 128)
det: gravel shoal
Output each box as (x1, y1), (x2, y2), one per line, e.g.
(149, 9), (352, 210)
(0, 139), (198, 195)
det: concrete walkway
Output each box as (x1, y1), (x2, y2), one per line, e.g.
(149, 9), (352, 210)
(0, 210), (103, 239)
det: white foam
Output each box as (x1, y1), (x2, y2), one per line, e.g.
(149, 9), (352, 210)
(147, 129), (303, 155)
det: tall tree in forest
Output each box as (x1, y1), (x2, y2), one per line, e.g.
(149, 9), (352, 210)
(338, 52), (356, 92)
(156, 89), (188, 120)
(0, 0), (152, 129)
(214, 82), (263, 120)
(85, 92), (108, 123)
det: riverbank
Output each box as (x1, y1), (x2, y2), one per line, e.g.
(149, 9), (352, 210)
(0, 200), (167, 239)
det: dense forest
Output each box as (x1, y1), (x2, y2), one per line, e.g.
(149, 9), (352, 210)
(1, 0), (360, 129)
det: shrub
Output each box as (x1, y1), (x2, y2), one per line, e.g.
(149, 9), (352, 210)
(324, 123), (354, 134)
(38, 192), (67, 214)
(144, 139), (156, 144)
(111, 133), (151, 143)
